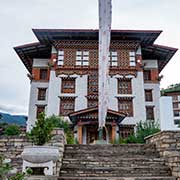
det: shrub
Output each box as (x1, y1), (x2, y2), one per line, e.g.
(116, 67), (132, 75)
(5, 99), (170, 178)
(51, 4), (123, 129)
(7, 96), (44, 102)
(46, 115), (75, 144)
(4, 124), (21, 136)
(46, 115), (69, 133)
(123, 121), (160, 144)
(27, 113), (54, 145)
(0, 155), (12, 179)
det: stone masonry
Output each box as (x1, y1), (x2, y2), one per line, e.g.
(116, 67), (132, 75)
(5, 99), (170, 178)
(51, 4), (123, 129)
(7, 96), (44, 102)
(145, 131), (180, 180)
(59, 144), (176, 180)
(0, 128), (66, 176)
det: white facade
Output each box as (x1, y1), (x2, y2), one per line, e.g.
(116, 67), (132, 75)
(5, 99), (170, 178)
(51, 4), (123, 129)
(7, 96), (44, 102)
(160, 96), (180, 130)
(27, 56), (161, 131)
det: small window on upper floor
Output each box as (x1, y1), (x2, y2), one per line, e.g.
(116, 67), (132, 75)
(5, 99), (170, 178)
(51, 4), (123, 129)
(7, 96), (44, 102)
(76, 50), (89, 66)
(57, 50), (64, 66)
(38, 88), (47, 101)
(143, 70), (151, 81)
(129, 51), (136, 66)
(36, 105), (45, 118)
(40, 69), (48, 80)
(145, 90), (153, 102)
(146, 106), (154, 120)
(109, 51), (118, 66)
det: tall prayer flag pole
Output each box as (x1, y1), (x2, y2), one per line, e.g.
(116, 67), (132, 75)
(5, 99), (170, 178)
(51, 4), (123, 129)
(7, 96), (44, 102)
(98, 0), (112, 140)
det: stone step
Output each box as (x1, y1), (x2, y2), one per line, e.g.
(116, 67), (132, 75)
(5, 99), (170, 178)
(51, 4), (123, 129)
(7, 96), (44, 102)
(60, 166), (171, 177)
(59, 177), (176, 180)
(65, 144), (156, 151)
(61, 158), (166, 168)
(64, 152), (160, 159)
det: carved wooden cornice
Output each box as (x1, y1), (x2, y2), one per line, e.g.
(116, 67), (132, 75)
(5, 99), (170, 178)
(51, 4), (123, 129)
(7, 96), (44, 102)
(55, 67), (137, 77)
(53, 40), (139, 50)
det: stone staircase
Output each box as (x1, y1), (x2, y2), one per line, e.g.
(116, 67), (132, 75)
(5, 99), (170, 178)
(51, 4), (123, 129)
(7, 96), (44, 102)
(58, 144), (176, 180)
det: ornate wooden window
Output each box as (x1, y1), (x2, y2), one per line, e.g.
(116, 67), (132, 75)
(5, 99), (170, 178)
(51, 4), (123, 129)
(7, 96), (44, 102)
(174, 110), (180, 117)
(172, 95), (178, 101)
(145, 90), (153, 102)
(118, 99), (133, 116)
(173, 102), (178, 109)
(40, 69), (48, 80)
(119, 124), (134, 139)
(57, 50), (64, 65)
(88, 72), (98, 95)
(76, 50), (89, 66)
(129, 51), (136, 66)
(118, 79), (132, 94)
(144, 70), (151, 81)
(88, 99), (98, 108)
(61, 78), (75, 93)
(146, 106), (154, 120)
(109, 51), (118, 66)
(38, 88), (46, 100)
(36, 105), (45, 118)
(60, 97), (75, 116)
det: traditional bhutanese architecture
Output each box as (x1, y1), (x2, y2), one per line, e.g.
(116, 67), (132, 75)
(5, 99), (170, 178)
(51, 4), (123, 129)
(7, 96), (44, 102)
(14, 29), (177, 144)
(162, 84), (180, 126)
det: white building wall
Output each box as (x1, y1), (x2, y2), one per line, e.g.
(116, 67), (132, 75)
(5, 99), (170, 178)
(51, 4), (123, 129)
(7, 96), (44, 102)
(47, 70), (61, 116)
(27, 81), (49, 131)
(144, 83), (160, 122)
(160, 96), (180, 130)
(75, 75), (88, 111)
(33, 58), (49, 67)
(122, 72), (146, 125)
(108, 76), (118, 111)
(143, 60), (158, 69)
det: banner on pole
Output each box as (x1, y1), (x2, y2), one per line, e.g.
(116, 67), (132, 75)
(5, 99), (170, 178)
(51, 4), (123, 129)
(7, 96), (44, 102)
(98, 0), (112, 128)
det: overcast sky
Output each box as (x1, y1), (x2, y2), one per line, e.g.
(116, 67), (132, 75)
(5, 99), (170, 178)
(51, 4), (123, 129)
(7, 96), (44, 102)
(0, 0), (180, 115)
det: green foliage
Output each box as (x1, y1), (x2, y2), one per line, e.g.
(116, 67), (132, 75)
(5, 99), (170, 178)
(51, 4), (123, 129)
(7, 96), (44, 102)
(46, 115), (69, 133)
(125, 121), (160, 144)
(112, 121), (160, 144)
(0, 155), (12, 180)
(46, 115), (75, 144)
(4, 124), (21, 136)
(27, 113), (54, 145)
(9, 168), (32, 180)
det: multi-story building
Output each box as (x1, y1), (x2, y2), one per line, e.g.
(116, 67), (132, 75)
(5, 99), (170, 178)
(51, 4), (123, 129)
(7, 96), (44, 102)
(14, 29), (177, 144)
(162, 84), (180, 126)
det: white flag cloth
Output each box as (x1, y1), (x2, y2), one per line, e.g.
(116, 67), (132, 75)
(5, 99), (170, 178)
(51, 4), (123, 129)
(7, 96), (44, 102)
(98, 0), (112, 128)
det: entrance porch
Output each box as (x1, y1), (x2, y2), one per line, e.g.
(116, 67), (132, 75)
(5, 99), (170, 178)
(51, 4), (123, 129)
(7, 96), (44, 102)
(69, 107), (126, 144)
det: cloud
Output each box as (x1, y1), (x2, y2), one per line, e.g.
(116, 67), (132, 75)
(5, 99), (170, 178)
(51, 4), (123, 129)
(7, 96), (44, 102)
(0, 104), (27, 115)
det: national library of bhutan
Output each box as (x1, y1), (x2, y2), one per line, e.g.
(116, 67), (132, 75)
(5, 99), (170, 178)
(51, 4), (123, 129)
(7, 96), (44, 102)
(14, 29), (177, 144)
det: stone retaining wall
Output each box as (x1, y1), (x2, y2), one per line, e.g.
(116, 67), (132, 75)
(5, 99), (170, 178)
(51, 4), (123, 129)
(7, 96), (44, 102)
(0, 128), (66, 176)
(146, 131), (180, 179)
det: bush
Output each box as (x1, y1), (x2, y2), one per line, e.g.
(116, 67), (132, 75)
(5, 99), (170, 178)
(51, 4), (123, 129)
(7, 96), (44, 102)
(46, 115), (75, 144)
(0, 155), (12, 179)
(124, 121), (160, 144)
(46, 115), (69, 133)
(27, 113), (54, 145)
(4, 124), (21, 136)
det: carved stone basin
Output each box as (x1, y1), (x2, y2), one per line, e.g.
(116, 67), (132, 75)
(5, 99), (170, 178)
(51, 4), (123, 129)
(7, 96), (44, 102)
(21, 146), (60, 163)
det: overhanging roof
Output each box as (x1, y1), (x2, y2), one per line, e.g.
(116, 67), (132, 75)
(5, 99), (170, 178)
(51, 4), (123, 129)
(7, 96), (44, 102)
(14, 42), (51, 73)
(32, 29), (162, 46)
(142, 44), (178, 72)
(14, 29), (177, 73)
(69, 107), (126, 126)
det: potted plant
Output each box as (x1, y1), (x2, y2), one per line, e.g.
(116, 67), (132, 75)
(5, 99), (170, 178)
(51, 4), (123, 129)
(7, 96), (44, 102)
(21, 113), (60, 176)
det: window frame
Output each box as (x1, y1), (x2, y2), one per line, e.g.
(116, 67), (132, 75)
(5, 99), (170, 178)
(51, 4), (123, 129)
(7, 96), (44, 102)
(57, 50), (64, 66)
(145, 89), (153, 102)
(38, 88), (47, 101)
(76, 50), (89, 66)
(146, 106), (154, 120)
(39, 69), (48, 80)
(118, 79), (132, 94)
(109, 51), (118, 67)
